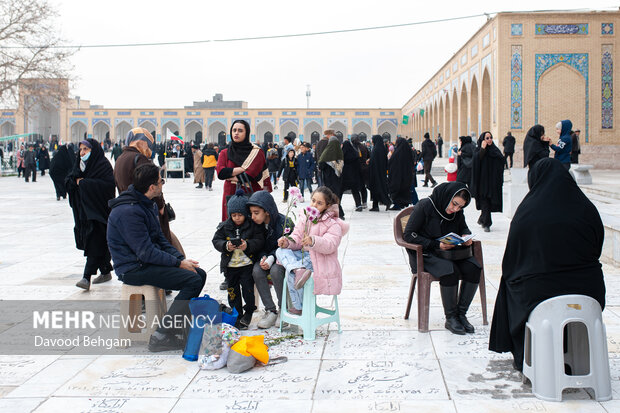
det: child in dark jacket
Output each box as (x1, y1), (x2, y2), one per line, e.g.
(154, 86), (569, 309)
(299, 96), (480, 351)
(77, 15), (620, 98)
(278, 148), (298, 202)
(212, 190), (265, 329)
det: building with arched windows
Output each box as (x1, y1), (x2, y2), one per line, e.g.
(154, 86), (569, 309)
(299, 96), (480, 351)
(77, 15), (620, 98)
(402, 10), (619, 168)
(1, 10), (618, 167)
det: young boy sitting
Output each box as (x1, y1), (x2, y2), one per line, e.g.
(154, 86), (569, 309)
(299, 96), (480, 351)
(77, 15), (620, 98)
(212, 190), (265, 329)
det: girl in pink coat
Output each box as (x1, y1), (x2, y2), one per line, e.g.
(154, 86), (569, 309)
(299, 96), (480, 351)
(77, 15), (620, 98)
(276, 186), (349, 314)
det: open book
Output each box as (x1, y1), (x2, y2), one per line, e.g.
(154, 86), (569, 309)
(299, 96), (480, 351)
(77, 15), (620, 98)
(436, 233), (475, 245)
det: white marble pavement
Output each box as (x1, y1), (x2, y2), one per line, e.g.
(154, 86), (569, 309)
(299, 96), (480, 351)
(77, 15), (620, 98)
(0, 166), (619, 413)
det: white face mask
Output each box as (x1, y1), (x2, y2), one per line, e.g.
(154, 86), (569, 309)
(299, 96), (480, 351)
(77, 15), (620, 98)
(81, 152), (91, 162)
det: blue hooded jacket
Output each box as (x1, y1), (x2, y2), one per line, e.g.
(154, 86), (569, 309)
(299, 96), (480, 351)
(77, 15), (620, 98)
(297, 151), (316, 179)
(107, 185), (184, 278)
(246, 190), (294, 259)
(550, 119), (573, 164)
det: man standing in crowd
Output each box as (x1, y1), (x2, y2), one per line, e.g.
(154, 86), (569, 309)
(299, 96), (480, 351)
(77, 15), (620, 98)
(437, 133), (444, 158)
(421, 133), (437, 187)
(111, 143), (123, 163)
(24, 144), (37, 182)
(571, 129), (581, 164)
(297, 142), (315, 200)
(107, 163), (206, 352)
(502, 131), (516, 169)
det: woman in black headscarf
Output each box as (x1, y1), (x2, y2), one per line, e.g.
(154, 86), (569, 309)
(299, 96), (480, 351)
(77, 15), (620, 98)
(49, 144), (74, 200)
(470, 131), (505, 232)
(403, 182), (481, 335)
(341, 139), (363, 211)
(318, 137), (345, 218)
(388, 137), (415, 211)
(351, 134), (370, 208)
(66, 139), (116, 290)
(456, 135), (475, 185)
(522, 124), (551, 169)
(489, 158), (606, 371)
(368, 134), (391, 211)
(216, 119), (272, 221)
(37, 145), (50, 176)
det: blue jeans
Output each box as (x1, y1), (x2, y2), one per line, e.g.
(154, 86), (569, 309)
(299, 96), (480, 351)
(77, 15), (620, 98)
(275, 248), (313, 310)
(299, 177), (313, 198)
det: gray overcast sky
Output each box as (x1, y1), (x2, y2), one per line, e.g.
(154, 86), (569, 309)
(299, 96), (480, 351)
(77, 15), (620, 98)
(53, 0), (615, 109)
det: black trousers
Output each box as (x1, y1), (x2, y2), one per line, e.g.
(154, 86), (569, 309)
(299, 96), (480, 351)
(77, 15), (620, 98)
(282, 178), (297, 200)
(203, 167), (215, 188)
(478, 197), (492, 228)
(225, 265), (256, 318)
(24, 165), (36, 182)
(423, 160), (436, 185)
(122, 264), (207, 335)
(439, 259), (481, 286)
(360, 184), (368, 204)
(504, 152), (514, 168)
(83, 251), (113, 277)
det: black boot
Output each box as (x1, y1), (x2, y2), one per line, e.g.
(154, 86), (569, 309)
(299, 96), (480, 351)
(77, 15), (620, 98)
(457, 281), (479, 333)
(440, 285), (465, 335)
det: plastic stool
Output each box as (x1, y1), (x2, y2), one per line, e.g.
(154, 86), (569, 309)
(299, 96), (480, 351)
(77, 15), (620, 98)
(279, 276), (341, 340)
(523, 294), (611, 401)
(119, 284), (167, 345)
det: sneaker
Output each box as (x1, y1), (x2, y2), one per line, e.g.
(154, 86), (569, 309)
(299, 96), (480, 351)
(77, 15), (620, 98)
(257, 311), (278, 329)
(148, 333), (184, 352)
(294, 268), (312, 290)
(362, 203), (368, 209)
(219, 280), (228, 290)
(355, 206), (363, 212)
(208, 187), (213, 191)
(75, 277), (90, 290)
(431, 182), (438, 188)
(239, 311), (254, 328)
(288, 307), (302, 315)
(92, 272), (112, 284)
(483, 226), (491, 232)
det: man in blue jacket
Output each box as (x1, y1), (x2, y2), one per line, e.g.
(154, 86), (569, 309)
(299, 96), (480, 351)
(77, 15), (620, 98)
(107, 163), (206, 352)
(297, 142), (315, 200)
(246, 190), (293, 329)
(551, 119), (573, 170)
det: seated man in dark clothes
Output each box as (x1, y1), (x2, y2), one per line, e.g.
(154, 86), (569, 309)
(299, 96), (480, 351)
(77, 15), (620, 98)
(107, 163), (207, 352)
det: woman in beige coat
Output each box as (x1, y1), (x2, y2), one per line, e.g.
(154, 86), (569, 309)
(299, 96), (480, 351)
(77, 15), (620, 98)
(193, 145), (205, 188)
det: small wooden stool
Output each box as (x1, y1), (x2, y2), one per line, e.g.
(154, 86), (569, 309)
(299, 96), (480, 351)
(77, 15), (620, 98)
(119, 284), (167, 345)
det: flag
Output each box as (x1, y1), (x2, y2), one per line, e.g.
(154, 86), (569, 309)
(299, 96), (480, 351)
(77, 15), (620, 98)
(166, 128), (184, 144)
(402, 115), (409, 125)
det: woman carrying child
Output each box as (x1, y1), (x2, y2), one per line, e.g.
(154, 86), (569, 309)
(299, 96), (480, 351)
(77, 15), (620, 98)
(275, 186), (349, 314)
(212, 190), (265, 329)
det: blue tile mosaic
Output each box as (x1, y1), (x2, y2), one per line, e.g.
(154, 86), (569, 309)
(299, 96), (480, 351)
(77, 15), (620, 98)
(511, 24), (523, 36)
(602, 23), (614, 35)
(535, 24), (588, 35)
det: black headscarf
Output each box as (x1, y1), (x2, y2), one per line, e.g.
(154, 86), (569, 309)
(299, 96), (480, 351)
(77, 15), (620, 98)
(522, 124), (549, 168)
(226, 119), (254, 166)
(50, 145), (74, 179)
(507, 158), (604, 278)
(489, 158), (605, 369)
(428, 182), (471, 221)
(470, 131), (504, 212)
(368, 134), (390, 205)
(387, 137), (415, 207)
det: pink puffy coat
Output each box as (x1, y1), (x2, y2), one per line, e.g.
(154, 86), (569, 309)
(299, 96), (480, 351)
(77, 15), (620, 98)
(287, 204), (349, 295)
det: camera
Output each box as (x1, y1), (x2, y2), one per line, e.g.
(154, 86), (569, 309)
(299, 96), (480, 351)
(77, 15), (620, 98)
(230, 237), (242, 247)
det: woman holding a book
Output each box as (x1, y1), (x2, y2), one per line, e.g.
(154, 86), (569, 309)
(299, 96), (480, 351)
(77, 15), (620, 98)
(403, 182), (481, 335)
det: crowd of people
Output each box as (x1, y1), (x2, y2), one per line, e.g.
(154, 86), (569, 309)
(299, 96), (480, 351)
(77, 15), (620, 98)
(8, 117), (605, 371)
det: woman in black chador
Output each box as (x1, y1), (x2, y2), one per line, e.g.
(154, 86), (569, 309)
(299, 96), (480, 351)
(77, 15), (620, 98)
(489, 158), (606, 372)
(387, 137), (415, 211)
(66, 139), (116, 290)
(368, 134), (391, 211)
(522, 124), (551, 169)
(341, 139), (363, 211)
(403, 182), (481, 335)
(470, 131), (504, 232)
(456, 135), (474, 185)
(49, 144), (74, 200)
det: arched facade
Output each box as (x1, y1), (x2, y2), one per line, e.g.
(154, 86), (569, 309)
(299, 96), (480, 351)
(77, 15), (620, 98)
(279, 120), (298, 141)
(208, 121), (226, 144)
(92, 121), (110, 142)
(185, 120), (203, 144)
(71, 120), (87, 142)
(256, 121), (275, 144)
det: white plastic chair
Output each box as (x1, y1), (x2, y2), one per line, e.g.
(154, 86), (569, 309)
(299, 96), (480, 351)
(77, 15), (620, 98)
(522, 294), (611, 401)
